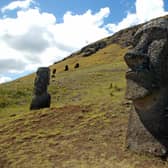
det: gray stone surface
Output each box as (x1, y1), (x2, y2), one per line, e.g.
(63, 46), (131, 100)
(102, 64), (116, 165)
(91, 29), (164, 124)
(30, 67), (51, 110)
(81, 41), (106, 57)
(124, 17), (168, 157)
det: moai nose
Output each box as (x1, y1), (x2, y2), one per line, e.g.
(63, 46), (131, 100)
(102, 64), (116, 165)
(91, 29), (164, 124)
(124, 52), (137, 62)
(124, 52), (140, 69)
(124, 51), (148, 70)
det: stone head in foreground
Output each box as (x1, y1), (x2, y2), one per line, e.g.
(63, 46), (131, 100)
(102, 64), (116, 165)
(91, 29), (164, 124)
(125, 17), (168, 157)
(30, 67), (51, 110)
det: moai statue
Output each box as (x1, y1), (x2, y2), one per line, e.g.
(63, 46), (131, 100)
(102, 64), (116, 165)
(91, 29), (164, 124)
(30, 67), (51, 110)
(74, 63), (80, 69)
(124, 18), (168, 157)
(64, 65), (69, 71)
(51, 68), (56, 78)
(52, 68), (56, 74)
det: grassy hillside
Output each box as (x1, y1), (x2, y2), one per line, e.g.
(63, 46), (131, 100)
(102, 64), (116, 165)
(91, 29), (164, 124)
(0, 27), (168, 167)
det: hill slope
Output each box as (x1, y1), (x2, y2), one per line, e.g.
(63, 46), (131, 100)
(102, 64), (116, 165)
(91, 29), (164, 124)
(0, 17), (168, 168)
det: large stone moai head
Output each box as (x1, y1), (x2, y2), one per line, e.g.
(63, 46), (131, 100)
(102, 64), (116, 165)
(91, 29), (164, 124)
(124, 18), (168, 157)
(30, 67), (51, 110)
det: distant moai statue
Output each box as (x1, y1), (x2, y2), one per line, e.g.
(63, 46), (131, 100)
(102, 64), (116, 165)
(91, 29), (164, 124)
(52, 69), (56, 74)
(52, 68), (56, 78)
(124, 18), (168, 157)
(30, 67), (51, 110)
(74, 63), (79, 69)
(64, 65), (69, 71)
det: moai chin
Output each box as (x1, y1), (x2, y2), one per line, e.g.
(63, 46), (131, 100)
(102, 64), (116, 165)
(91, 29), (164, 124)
(124, 18), (168, 157)
(30, 67), (51, 110)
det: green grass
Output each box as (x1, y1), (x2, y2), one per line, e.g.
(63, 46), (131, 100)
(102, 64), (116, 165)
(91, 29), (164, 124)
(0, 43), (167, 167)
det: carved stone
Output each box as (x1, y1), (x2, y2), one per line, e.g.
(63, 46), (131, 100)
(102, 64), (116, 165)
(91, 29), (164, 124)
(74, 63), (79, 69)
(64, 65), (69, 71)
(30, 67), (51, 110)
(125, 18), (168, 157)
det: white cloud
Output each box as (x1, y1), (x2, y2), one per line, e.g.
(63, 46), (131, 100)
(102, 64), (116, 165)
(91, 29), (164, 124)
(0, 7), (110, 81)
(135, 0), (165, 23)
(1, 0), (34, 13)
(50, 7), (110, 49)
(107, 0), (168, 33)
(0, 76), (12, 84)
(0, 8), (58, 74)
(106, 12), (139, 33)
(0, 58), (26, 73)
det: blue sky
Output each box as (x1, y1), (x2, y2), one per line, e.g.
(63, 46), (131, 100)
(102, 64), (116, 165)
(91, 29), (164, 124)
(0, 0), (136, 23)
(37, 0), (136, 23)
(0, 0), (167, 83)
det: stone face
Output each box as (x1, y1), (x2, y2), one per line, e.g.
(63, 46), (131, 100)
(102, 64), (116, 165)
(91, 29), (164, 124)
(30, 67), (51, 110)
(52, 69), (56, 74)
(74, 63), (79, 69)
(64, 65), (69, 71)
(124, 18), (168, 157)
(51, 69), (56, 78)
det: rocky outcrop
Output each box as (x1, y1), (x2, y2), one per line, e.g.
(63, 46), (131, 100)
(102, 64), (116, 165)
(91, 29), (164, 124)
(80, 41), (107, 57)
(125, 17), (168, 157)
(53, 23), (140, 64)
(53, 17), (168, 66)
(30, 67), (51, 110)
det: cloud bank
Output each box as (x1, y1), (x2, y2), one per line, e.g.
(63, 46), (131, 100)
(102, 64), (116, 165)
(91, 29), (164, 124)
(0, 0), (167, 83)
(0, 76), (12, 83)
(107, 0), (167, 33)
(0, 4), (110, 83)
(1, 0), (34, 13)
